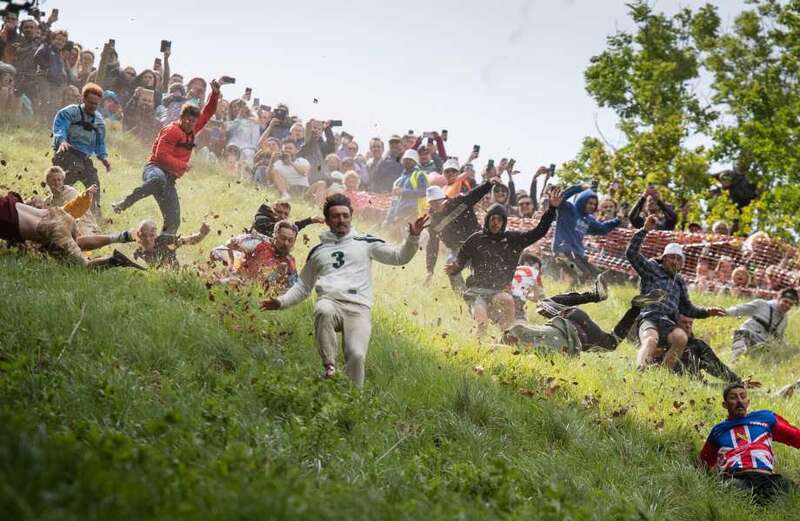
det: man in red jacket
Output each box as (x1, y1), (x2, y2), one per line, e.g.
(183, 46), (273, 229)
(112, 79), (221, 234)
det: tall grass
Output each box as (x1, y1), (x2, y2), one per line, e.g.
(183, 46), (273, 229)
(1, 119), (799, 519)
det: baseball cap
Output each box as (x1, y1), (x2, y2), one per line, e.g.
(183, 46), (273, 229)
(663, 243), (684, 258)
(401, 149), (420, 164)
(426, 185), (447, 202)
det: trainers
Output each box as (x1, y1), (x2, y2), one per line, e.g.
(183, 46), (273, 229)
(631, 289), (667, 308)
(109, 249), (146, 270)
(594, 271), (610, 302)
(323, 364), (336, 378)
(111, 201), (126, 214)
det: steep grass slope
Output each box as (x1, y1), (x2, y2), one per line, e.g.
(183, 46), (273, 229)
(1, 119), (799, 519)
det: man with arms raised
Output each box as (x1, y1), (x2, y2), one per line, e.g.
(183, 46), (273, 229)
(700, 383), (800, 504)
(626, 214), (726, 369)
(260, 193), (428, 388)
(113, 79), (221, 234)
(445, 187), (563, 336)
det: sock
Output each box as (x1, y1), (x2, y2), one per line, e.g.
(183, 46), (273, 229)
(110, 230), (133, 243)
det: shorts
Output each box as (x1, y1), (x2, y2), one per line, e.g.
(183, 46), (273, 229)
(638, 315), (678, 349)
(463, 287), (505, 314)
(0, 192), (23, 243)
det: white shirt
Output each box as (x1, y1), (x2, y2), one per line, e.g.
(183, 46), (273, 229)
(273, 157), (311, 188)
(278, 229), (419, 309)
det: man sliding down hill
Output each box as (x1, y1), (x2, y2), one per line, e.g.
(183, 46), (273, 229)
(626, 214), (726, 370)
(0, 190), (141, 269)
(444, 187), (563, 337)
(260, 193), (429, 388)
(113, 78), (222, 234)
(699, 383), (800, 504)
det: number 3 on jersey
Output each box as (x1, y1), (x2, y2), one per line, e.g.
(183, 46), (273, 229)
(331, 251), (345, 269)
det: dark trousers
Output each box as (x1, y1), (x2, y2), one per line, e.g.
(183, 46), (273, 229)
(538, 291), (640, 351)
(119, 164), (181, 234)
(558, 253), (602, 286)
(676, 339), (740, 383)
(53, 148), (101, 218)
(728, 472), (794, 505)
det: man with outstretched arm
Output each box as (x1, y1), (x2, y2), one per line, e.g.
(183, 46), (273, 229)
(699, 383), (800, 504)
(445, 187), (563, 336)
(425, 172), (498, 292)
(260, 193), (429, 388)
(112, 78), (222, 234)
(51, 83), (111, 220)
(626, 214), (726, 370)
(727, 288), (798, 361)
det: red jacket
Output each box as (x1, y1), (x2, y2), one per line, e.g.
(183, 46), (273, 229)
(147, 90), (219, 178)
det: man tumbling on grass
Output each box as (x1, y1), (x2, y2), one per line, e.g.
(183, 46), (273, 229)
(700, 382), (800, 504)
(260, 193), (428, 388)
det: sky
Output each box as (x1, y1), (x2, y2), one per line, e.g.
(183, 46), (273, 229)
(37, 0), (749, 189)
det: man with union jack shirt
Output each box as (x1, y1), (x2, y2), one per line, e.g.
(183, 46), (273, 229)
(699, 383), (800, 503)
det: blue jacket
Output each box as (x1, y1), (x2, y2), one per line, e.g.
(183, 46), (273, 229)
(52, 104), (108, 159)
(552, 186), (620, 257)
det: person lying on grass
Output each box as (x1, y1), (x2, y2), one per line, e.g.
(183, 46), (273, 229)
(0, 189), (141, 269)
(728, 288), (798, 361)
(503, 274), (666, 354)
(626, 214), (727, 370)
(132, 218), (210, 269)
(260, 193), (428, 388)
(225, 220), (299, 292)
(699, 383), (800, 505)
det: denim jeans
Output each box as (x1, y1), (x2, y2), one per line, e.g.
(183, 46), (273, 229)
(119, 164), (181, 234)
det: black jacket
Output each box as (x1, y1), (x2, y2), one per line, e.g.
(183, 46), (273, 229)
(628, 195), (677, 230)
(456, 203), (556, 290)
(426, 181), (493, 273)
(252, 204), (314, 236)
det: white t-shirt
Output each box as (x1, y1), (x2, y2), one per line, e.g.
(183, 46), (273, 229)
(273, 157), (311, 188)
(510, 265), (543, 300)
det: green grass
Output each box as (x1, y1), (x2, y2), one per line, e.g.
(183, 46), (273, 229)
(2, 118), (800, 519)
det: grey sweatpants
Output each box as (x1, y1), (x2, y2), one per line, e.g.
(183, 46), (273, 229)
(314, 298), (372, 388)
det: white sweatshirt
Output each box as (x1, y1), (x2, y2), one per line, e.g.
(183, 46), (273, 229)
(277, 228), (419, 309)
(726, 298), (788, 343)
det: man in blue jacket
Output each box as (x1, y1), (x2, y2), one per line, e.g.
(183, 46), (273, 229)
(552, 184), (620, 286)
(51, 82), (111, 220)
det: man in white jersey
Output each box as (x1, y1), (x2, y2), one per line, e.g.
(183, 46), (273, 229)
(260, 193), (429, 387)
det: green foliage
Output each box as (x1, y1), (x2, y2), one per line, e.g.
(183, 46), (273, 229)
(577, 0), (800, 239)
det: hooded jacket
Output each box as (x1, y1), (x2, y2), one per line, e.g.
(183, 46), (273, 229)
(252, 203), (315, 237)
(277, 228), (419, 309)
(426, 181), (494, 273)
(552, 186), (620, 257)
(456, 203), (557, 290)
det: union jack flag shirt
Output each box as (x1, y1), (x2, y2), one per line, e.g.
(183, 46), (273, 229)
(699, 410), (800, 474)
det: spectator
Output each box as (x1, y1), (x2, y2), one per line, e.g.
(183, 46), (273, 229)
(224, 103), (261, 166)
(123, 86), (159, 142)
(628, 187), (677, 231)
(186, 77), (206, 108)
(383, 149), (428, 230)
(60, 84), (80, 106)
(297, 119), (335, 185)
(442, 158), (472, 198)
(0, 61), (25, 115)
(99, 90), (122, 122)
(161, 82), (187, 124)
(77, 49), (95, 86)
(8, 18), (38, 104)
(267, 138), (311, 200)
(340, 139), (368, 186)
(51, 82), (110, 220)
(370, 134), (403, 193)
(33, 29), (68, 118)
(713, 169), (760, 209)
(289, 122), (305, 148)
(0, 10), (21, 64)
(365, 137), (384, 182)
(712, 220), (730, 236)
(263, 103), (291, 140)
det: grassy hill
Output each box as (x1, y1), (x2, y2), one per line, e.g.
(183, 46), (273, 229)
(1, 118), (799, 519)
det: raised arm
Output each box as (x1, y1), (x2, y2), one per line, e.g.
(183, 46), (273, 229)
(370, 234), (420, 266)
(460, 180), (495, 208)
(177, 223), (210, 247)
(519, 205), (556, 247)
(194, 83), (220, 133)
(626, 226), (657, 278)
(658, 200), (678, 230)
(628, 194), (646, 228)
(586, 215), (621, 236)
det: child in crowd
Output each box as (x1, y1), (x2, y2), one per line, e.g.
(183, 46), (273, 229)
(730, 266), (752, 297)
(715, 256), (734, 287)
(691, 257), (714, 291)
